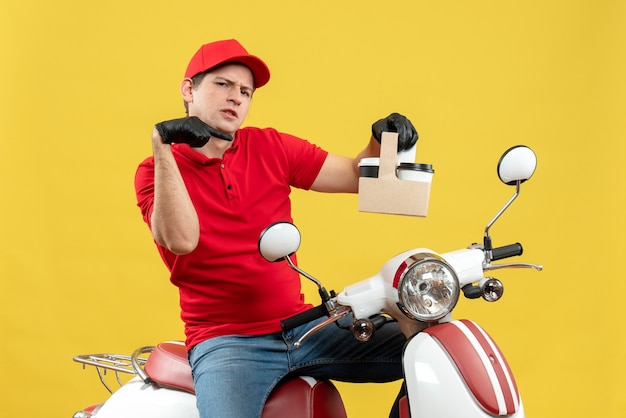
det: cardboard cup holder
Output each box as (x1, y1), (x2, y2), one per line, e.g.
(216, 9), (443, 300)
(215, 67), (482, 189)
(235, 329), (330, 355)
(358, 132), (433, 217)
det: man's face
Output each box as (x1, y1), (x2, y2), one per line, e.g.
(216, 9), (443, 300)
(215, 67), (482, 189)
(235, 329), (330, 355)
(187, 63), (255, 137)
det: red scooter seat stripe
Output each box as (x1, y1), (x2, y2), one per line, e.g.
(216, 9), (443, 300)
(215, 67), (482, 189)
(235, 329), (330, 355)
(424, 320), (520, 415)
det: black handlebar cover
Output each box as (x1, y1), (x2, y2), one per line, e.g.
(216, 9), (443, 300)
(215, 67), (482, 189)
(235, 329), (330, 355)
(280, 305), (327, 331)
(491, 243), (523, 261)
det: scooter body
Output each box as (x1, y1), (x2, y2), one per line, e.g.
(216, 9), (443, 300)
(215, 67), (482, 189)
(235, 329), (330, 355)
(74, 320), (523, 418)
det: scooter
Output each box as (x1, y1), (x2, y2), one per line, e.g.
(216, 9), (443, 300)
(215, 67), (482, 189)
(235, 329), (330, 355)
(73, 144), (541, 418)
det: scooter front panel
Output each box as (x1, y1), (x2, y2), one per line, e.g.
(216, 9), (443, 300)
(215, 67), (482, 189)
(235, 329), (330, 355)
(424, 320), (519, 415)
(403, 320), (523, 417)
(404, 334), (488, 417)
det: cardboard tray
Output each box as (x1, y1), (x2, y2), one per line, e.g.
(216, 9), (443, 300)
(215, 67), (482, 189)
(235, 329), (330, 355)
(358, 132), (432, 217)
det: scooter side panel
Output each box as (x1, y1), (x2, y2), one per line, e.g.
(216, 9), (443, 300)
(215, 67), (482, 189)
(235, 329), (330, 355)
(403, 321), (524, 417)
(93, 377), (199, 418)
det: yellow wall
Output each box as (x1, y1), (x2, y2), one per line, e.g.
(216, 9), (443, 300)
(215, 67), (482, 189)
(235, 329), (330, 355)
(1, 0), (624, 416)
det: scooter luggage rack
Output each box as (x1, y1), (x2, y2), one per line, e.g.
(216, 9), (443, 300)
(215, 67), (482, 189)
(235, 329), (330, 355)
(73, 351), (150, 394)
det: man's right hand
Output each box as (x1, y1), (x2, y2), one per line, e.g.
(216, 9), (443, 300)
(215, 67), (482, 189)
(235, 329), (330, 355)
(155, 116), (233, 148)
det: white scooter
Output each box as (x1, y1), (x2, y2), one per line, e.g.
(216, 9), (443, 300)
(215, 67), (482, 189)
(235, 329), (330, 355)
(73, 145), (541, 418)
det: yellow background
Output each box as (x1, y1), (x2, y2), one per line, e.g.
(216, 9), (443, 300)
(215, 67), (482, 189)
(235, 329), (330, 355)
(1, 0), (625, 417)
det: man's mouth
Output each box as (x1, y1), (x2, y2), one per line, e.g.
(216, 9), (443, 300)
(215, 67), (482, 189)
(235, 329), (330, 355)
(221, 108), (238, 120)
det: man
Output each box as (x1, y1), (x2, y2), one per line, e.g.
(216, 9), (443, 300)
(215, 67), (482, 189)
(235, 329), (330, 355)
(135, 39), (418, 418)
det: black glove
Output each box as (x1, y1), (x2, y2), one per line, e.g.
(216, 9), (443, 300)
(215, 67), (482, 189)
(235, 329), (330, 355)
(371, 113), (418, 151)
(155, 116), (233, 147)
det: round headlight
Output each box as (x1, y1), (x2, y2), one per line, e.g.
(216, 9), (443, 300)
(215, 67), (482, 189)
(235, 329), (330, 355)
(396, 253), (460, 322)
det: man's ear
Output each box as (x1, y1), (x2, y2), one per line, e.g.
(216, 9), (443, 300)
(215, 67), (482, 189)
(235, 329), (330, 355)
(180, 78), (194, 104)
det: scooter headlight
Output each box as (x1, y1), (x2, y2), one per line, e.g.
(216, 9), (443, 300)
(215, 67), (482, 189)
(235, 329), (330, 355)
(396, 253), (460, 322)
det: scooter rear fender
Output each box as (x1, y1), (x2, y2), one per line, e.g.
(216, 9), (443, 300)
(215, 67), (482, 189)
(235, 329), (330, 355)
(91, 377), (199, 418)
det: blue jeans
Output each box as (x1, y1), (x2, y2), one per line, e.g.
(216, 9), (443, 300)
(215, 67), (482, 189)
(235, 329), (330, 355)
(188, 315), (406, 418)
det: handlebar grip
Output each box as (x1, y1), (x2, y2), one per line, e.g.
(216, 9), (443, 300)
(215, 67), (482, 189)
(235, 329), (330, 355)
(491, 243), (523, 261)
(280, 305), (327, 331)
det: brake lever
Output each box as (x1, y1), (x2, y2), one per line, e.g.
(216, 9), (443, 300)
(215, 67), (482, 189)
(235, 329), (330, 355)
(293, 306), (351, 348)
(485, 262), (543, 271)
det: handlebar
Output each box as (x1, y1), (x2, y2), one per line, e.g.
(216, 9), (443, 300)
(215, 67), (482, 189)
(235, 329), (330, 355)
(491, 243), (523, 261)
(281, 305), (327, 331)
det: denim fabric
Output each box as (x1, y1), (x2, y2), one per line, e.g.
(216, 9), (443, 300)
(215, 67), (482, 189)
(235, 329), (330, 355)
(188, 315), (406, 418)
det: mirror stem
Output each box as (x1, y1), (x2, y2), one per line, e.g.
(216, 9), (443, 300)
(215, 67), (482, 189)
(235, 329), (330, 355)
(484, 180), (521, 252)
(284, 255), (330, 303)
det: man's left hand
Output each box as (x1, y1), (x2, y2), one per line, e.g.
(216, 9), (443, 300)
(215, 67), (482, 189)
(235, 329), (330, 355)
(371, 113), (418, 151)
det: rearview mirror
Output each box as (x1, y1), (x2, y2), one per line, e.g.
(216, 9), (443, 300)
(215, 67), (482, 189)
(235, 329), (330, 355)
(258, 222), (301, 262)
(497, 146), (537, 185)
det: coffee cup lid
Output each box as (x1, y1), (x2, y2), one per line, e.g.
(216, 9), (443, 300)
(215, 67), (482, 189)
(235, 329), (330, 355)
(398, 162), (434, 173)
(358, 157), (380, 166)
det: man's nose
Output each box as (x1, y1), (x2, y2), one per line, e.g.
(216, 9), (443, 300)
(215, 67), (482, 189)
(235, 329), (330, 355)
(227, 89), (243, 105)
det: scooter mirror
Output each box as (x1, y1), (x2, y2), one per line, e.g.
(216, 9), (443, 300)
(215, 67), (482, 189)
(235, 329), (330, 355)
(258, 222), (301, 262)
(497, 145), (537, 185)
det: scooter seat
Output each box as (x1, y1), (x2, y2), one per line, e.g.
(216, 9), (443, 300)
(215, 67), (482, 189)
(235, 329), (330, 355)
(144, 341), (194, 393)
(144, 342), (347, 418)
